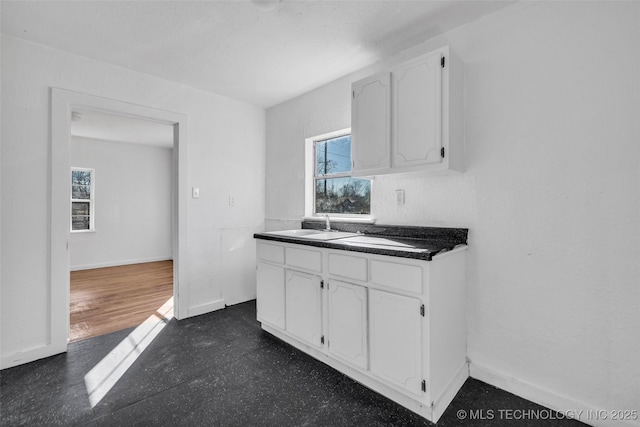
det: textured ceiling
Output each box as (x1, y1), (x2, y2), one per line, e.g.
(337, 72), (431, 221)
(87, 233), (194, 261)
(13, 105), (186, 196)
(1, 1), (512, 108)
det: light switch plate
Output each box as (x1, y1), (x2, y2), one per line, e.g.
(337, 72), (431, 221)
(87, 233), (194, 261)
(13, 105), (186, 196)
(396, 189), (405, 205)
(192, 187), (200, 199)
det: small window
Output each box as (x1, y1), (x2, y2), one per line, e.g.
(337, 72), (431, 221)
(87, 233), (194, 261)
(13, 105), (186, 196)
(71, 168), (95, 232)
(313, 134), (370, 215)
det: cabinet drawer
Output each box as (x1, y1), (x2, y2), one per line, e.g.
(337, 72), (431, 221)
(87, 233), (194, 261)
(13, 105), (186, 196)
(257, 242), (285, 264)
(370, 259), (422, 294)
(328, 253), (367, 282)
(286, 247), (322, 272)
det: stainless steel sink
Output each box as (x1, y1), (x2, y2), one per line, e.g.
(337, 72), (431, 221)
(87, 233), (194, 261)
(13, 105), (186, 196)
(263, 229), (359, 241)
(263, 229), (324, 237)
(335, 235), (429, 252)
(336, 236), (413, 247)
(300, 231), (360, 240)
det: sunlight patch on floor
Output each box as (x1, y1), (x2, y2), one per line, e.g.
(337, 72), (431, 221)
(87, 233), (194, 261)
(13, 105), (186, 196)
(84, 297), (174, 407)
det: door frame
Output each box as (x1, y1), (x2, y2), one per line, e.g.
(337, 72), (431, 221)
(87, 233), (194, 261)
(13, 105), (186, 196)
(51, 88), (189, 354)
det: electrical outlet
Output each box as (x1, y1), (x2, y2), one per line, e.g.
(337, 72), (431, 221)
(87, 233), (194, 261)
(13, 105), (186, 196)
(229, 196), (235, 206)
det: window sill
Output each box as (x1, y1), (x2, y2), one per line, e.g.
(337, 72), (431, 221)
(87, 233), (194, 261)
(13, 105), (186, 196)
(71, 229), (96, 234)
(303, 216), (376, 224)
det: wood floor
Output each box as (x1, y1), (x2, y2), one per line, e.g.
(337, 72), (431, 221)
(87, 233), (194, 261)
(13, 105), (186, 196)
(69, 260), (173, 343)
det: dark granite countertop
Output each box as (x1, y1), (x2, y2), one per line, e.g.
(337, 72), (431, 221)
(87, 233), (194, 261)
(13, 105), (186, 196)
(253, 221), (468, 261)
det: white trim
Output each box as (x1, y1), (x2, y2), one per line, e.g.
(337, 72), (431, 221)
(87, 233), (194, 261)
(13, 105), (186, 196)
(187, 299), (226, 318)
(1, 344), (65, 370)
(41, 88), (189, 368)
(70, 256), (173, 271)
(304, 132), (317, 216)
(469, 362), (640, 427)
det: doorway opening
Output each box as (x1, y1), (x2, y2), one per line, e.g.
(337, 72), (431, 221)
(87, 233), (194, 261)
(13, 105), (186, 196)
(50, 89), (189, 358)
(67, 108), (176, 342)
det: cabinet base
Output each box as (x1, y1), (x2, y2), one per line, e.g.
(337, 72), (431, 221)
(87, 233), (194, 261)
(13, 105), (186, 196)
(431, 359), (470, 422)
(261, 323), (468, 423)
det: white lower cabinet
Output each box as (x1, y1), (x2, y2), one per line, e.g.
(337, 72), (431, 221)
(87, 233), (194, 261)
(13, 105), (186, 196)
(256, 262), (285, 330)
(327, 280), (368, 370)
(369, 289), (423, 396)
(285, 270), (323, 347)
(255, 240), (467, 423)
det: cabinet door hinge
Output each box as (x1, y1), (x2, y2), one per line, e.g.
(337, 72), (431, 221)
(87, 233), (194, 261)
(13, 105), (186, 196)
(441, 147), (445, 158)
(320, 280), (324, 289)
(420, 304), (425, 317)
(321, 335), (325, 345)
(441, 56), (445, 68)
(421, 380), (427, 392)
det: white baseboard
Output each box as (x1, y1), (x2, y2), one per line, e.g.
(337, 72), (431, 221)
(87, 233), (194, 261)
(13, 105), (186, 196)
(1, 342), (66, 370)
(70, 256), (172, 271)
(187, 299), (225, 318)
(470, 362), (640, 427)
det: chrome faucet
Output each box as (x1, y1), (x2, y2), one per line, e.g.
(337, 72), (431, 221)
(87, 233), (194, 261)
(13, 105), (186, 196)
(324, 214), (331, 231)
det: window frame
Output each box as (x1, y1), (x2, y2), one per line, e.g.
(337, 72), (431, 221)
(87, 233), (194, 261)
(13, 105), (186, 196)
(70, 167), (95, 233)
(304, 129), (373, 221)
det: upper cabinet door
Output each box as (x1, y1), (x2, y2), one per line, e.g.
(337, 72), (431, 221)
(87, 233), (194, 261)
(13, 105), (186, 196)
(350, 46), (462, 176)
(392, 51), (443, 168)
(352, 72), (391, 175)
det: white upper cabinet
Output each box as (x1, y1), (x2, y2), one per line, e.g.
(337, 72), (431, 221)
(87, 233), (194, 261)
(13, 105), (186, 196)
(393, 52), (443, 168)
(352, 46), (463, 176)
(351, 72), (391, 174)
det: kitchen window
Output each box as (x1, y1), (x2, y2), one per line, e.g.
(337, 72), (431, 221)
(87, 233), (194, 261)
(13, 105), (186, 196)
(71, 168), (95, 232)
(306, 131), (371, 217)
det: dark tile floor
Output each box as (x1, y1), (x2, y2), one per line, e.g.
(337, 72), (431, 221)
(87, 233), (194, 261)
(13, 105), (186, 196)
(1, 300), (585, 426)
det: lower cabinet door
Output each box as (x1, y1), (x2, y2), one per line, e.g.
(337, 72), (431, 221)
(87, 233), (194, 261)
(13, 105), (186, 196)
(256, 262), (285, 330)
(369, 289), (423, 396)
(285, 270), (323, 347)
(327, 280), (368, 370)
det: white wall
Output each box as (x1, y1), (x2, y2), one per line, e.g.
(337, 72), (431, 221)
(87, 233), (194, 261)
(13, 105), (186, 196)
(69, 136), (173, 270)
(266, 1), (640, 423)
(1, 35), (265, 364)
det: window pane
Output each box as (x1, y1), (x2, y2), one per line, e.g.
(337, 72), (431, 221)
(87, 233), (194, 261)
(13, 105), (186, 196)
(72, 216), (90, 230)
(72, 202), (90, 216)
(72, 170), (91, 199)
(315, 177), (370, 214)
(71, 169), (93, 231)
(72, 185), (91, 199)
(316, 135), (352, 175)
(72, 170), (92, 186)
